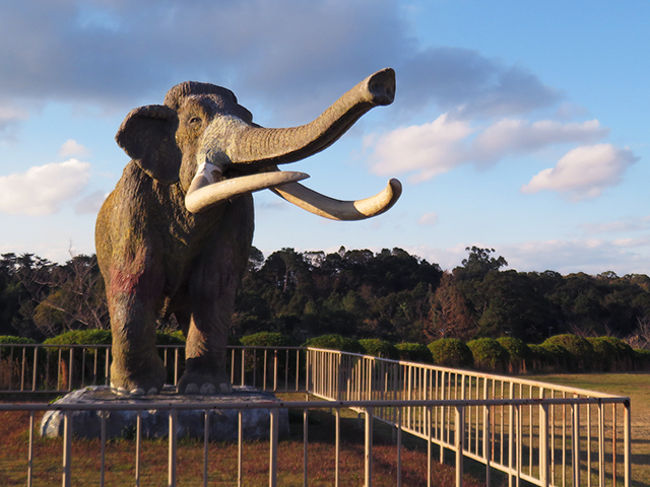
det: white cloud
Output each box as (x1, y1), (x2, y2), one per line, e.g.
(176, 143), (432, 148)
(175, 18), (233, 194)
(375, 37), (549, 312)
(471, 119), (606, 164)
(408, 238), (650, 276)
(521, 144), (638, 199)
(369, 113), (471, 182)
(418, 212), (438, 226)
(59, 139), (90, 158)
(0, 159), (91, 215)
(0, 105), (28, 138)
(369, 116), (610, 183)
(582, 216), (650, 235)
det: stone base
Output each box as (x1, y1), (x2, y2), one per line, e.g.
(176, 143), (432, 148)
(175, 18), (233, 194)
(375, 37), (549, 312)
(40, 385), (289, 441)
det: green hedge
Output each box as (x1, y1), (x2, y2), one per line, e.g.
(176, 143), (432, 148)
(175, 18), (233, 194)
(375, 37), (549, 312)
(43, 329), (112, 346)
(359, 338), (398, 359)
(635, 349), (650, 370)
(467, 338), (508, 372)
(303, 334), (364, 354)
(395, 342), (432, 363)
(156, 330), (185, 345)
(541, 334), (594, 371)
(0, 335), (37, 360)
(497, 337), (530, 373)
(428, 338), (473, 368)
(241, 332), (292, 347)
(587, 337), (617, 371)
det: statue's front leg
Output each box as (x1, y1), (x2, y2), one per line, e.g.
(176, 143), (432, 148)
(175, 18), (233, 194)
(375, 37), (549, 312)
(105, 248), (166, 394)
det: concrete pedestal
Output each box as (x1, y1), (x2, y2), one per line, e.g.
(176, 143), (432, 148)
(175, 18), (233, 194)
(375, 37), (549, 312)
(40, 385), (289, 441)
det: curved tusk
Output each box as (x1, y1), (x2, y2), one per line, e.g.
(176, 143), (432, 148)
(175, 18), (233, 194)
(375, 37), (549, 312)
(271, 178), (402, 221)
(185, 171), (309, 214)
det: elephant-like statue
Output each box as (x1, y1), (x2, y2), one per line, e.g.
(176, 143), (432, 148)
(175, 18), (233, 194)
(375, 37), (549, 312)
(96, 68), (402, 394)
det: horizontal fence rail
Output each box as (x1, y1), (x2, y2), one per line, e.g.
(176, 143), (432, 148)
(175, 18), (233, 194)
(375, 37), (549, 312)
(305, 348), (631, 487)
(0, 344), (305, 394)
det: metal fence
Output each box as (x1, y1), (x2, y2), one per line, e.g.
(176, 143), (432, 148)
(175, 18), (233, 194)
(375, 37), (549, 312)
(0, 343), (304, 393)
(0, 344), (632, 487)
(306, 348), (631, 487)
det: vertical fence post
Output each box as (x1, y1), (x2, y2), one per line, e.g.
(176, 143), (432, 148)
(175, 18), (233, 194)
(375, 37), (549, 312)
(21, 347), (26, 391)
(238, 410), (243, 487)
(303, 408), (308, 487)
(100, 411), (106, 487)
(295, 349), (300, 392)
(624, 400), (631, 487)
(572, 398), (580, 487)
(365, 407), (373, 487)
(508, 383), (515, 487)
(484, 402), (491, 487)
(169, 410), (177, 487)
(269, 409), (278, 487)
(62, 411), (72, 487)
(427, 406), (432, 487)
(68, 348), (74, 390)
(540, 403), (549, 487)
(241, 349), (245, 387)
(273, 350), (278, 392)
(27, 411), (34, 487)
(203, 411), (209, 487)
(104, 348), (110, 385)
(455, 405), (464, 487)
(397, 407), (402, 487)
(135, 412), (142, 487)
(598, 403), (604, 487)
(335, 407), (340, 487)
(32, 346), (38, 391)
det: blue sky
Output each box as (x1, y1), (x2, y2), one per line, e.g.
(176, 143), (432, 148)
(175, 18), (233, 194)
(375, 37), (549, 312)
(1, 0), (648, 275)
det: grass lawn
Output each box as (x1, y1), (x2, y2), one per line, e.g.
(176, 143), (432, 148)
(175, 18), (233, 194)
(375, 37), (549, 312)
(527, 373), (650, 487)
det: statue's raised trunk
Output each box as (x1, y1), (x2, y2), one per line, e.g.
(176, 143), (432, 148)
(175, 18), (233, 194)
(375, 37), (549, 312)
(228, 68), (395, 166)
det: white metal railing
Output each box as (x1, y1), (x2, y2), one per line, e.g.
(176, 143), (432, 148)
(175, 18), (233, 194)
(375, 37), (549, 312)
(0, 343), (305, 393)
(305, 348), (631, 487)
(0, 344), (633, 487)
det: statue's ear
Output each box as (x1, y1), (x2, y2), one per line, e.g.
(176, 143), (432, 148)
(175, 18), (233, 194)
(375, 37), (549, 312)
(115, 105), (181, 184)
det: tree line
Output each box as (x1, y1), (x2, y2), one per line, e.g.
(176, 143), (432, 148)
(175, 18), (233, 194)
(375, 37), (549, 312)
(1, 247), (649, 349)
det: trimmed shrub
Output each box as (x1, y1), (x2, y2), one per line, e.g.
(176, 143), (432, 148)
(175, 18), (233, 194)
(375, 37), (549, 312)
(497, 337), (530, 373)
(634, 349), (650, 370)
(427, 338), (473, 368)
(156, 330), (185, 345)
(467, 338), (508, 372)
(539, 342), (572, 371)
(43, 329), (111, 346)
(528, 344), (554, 372)
(42, 329), (112, 390)
(239, 332), (293, 379)
(0, 335), (36, 359)
(241, 332), (292, 347)
(303, 334), (364, 354)
(597, 337), (635, 371)
(587, 337), (617, 371)
(358, 338), (398, 359)
(395, 342), (433, 363)
(541, 334), (594, 371)
(0, 335), (37, 345)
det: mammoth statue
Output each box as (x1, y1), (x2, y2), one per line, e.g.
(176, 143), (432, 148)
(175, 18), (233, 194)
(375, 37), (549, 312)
(96, 68), (402, 394)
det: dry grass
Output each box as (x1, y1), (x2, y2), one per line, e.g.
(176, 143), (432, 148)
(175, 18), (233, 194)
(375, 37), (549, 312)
(527, 373), (650, 487)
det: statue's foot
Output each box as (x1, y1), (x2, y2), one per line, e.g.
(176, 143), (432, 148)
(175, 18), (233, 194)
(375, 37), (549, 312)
(111, 384), (161, 396)
(177, 372), (231, 395)
(110, 355), (166, 395)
